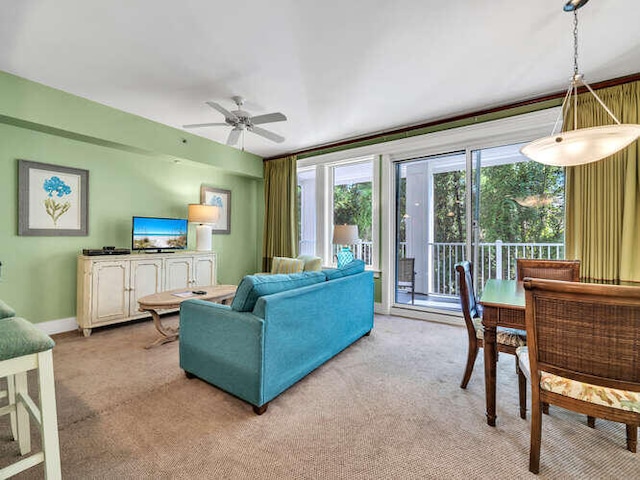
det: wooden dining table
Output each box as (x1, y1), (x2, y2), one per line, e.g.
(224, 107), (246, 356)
(479, 279), (525, 426)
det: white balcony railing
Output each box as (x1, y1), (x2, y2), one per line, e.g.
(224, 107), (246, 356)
(429, 240), (565, 297)
(301, 239), (564, 299)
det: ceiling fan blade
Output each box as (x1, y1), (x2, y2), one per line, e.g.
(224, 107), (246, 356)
(250, 112), (287, 125)
(206, 101), (238, 122)
(226, 128), (242, 146)
(182, 122), (228, 129)
(250, 126), (285, 143)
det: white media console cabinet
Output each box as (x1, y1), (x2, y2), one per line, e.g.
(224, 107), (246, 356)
(76, 251), (216, 337)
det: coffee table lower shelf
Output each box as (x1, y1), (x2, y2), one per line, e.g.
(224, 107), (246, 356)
(138, 284), (237, 349)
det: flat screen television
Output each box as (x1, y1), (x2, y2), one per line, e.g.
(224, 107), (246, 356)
(132, 216), (188, 252)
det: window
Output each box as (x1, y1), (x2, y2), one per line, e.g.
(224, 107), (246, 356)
(298, 168), (316, 256)
(297, 155), (379, 269)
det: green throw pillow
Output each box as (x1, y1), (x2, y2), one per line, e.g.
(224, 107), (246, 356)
(297, 255), (322, 272)
(271, 257), (304, 274)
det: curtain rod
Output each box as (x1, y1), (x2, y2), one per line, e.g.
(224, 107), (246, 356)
(263, 72), (640, 162)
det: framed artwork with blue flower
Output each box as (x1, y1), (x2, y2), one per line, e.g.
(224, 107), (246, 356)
(18, 160), (89, 236)
(200, 185), (230, 234)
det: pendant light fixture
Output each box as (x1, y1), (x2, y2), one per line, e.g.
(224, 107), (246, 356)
(520, 0), (640, 166)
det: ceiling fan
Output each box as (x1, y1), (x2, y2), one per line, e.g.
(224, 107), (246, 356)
(183, 96), (287, 146)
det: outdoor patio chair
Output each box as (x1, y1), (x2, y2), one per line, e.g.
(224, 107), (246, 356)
(397, 258), (416, 305)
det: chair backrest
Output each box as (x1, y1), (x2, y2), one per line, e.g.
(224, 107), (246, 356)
(523, 278), (640, 390)
(516, 259), (580, 282)
(397, 258), (415, 284)
(455, 261), (479, 335)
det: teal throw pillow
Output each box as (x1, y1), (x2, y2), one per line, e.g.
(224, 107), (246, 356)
(0, 299), (16, 319)
(231, 271), (326, 312)
(324, 259), (366, 281)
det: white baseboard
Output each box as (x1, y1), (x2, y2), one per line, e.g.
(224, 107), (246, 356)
(388, 306), (463, 327)
(374, 303), (388, 315)
(36, 317), (78, 335)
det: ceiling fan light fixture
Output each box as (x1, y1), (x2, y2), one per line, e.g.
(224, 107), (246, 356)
(521, 2), (640, 167)
(184, 96), (287, 148)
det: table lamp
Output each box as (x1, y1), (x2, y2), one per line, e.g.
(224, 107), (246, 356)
(188, 204), (219, 251)
(332, 224), (359, 267)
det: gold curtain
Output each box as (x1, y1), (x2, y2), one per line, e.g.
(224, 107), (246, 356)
(262, 155), (298, 272)
(565, 81), (640, 283)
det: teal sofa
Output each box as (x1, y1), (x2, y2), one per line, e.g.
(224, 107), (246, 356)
(179, 261), (374, 414)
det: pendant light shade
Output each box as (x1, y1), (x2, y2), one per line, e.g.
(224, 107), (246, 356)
(521, 124), (640, 167)
(521, 2), (640, 167)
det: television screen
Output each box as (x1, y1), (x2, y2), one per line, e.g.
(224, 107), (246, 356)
(132, 216), (188, 251)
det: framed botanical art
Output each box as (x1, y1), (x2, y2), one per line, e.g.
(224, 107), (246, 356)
(200, 186), (231, 234)
(18, 160), (89, 236)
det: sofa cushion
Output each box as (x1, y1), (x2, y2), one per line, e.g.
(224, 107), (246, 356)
(0, 299), (16, 319)
(297, 255), (322, 272)
(271, 256), (305, 274)
(231, 271), (326, 312)
(323, 259), (366, 281)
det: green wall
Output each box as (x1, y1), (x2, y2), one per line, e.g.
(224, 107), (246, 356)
(0, 71), (264, 324)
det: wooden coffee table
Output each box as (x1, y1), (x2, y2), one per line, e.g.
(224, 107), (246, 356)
(138, 284), (237, 349)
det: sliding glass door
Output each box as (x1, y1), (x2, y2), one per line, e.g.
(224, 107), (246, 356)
(471, 143), (565, 293)
(395, 151), (467, 307)
(394, 141), (565, 310)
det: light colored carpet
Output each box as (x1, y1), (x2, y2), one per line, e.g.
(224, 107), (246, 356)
(1, 314), (638, 479)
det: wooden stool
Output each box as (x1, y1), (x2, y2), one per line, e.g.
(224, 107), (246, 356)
(0, 317), (61, 479)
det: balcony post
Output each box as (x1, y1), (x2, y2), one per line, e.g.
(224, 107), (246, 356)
(495, 240), (503, 280)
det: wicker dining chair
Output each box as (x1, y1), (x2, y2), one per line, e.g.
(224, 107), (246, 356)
(516, 259), (580, 282)
(517, 278), (640, 474)
(455, 261), (526, 389)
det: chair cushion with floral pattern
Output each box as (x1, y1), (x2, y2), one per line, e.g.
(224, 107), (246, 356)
(516, 347), (640, 413)
(472, 316), (527, 347)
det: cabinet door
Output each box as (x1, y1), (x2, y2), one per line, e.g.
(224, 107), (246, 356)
(165, 257), (193, 290)
(130, 259), (163, 315)
(91, 261), (130, 325)
(193, 255), (216, 287)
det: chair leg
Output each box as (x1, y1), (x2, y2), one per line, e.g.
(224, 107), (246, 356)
(37, 350), (61, 479)
(7, 375), (18, 441)
(587, 416), (596, 428)
(626, 424), (637, 453)
(529, 401), (542, 474)
(517, 362), (527, 420)
(460, 342), (478, 389)
(14, 371), (31, 456)
(542, 403), (549, 415)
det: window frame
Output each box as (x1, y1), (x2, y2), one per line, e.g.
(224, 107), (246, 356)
(297, 154), (380, 271)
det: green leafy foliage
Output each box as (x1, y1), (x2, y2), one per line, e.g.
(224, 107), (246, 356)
(333, 182), (372, 241)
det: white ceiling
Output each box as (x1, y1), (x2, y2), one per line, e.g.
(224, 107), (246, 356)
(1, 1), (639, 159)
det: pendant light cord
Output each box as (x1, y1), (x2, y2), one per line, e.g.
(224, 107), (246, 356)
(573, 11), (579, 130)
(573, 11), (579, 77)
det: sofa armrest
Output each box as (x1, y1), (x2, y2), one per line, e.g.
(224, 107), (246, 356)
(179, 299), (264, 348)
(178, 299), (266, 406)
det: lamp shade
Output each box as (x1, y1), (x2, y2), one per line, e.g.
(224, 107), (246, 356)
(521, 124), (640, 167)
(188, 204), (219, 224)
(332, 224), (359, 245)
